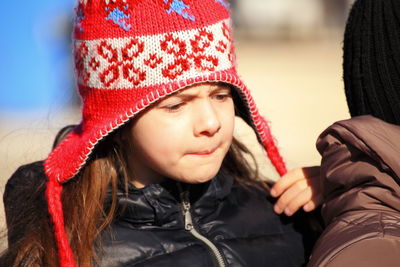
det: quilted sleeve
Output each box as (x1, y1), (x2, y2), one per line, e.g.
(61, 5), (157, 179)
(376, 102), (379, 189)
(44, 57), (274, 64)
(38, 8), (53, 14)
(307, 125), (400, 266)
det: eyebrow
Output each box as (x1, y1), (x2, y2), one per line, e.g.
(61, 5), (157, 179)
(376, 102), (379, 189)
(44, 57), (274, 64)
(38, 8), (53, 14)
(174, 86), (231, 98)
(155, 85), (231, 107)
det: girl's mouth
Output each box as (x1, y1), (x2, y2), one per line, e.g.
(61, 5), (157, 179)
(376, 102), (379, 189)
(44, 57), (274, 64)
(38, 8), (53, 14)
(186, 147), (218, 156)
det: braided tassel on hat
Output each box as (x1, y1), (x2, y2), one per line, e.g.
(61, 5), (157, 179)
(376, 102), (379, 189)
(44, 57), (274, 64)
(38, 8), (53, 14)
(44, 1), (287, 266)
(46, 177), (76, 267)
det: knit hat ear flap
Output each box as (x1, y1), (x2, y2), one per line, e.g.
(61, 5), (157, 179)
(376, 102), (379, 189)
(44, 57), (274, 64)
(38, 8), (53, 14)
(231, 89), (286, 176)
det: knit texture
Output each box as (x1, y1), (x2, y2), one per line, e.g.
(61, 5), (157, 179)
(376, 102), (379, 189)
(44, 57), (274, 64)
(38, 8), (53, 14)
(344, 0), (400, 124)
(44, 1), (287, 266)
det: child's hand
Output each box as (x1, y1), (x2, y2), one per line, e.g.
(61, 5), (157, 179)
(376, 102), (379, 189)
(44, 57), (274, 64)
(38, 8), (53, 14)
(270, 166), (322, 216)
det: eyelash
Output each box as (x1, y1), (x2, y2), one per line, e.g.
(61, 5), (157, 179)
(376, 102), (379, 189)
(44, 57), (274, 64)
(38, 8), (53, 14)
(164, 102), (185, 112)
(162, 92), (232, 112)
(212, 93), (231, 101)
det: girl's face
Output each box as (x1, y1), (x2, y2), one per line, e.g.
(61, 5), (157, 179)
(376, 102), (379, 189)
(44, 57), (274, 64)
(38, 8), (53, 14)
(127, 83), (235, 188)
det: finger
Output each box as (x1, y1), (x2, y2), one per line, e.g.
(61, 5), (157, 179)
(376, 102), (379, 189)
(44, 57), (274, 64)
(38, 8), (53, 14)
(272, 166), (321, 197)
(303, 201), (316, 212)
(271, 168), (305, 197)
(273, 179), (308, 214)
(303, 193), (324, 212)
(284, 187), (313, 216)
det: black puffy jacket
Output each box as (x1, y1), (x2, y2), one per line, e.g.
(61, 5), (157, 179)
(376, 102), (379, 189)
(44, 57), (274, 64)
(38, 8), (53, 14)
(4, 162), (319, 267)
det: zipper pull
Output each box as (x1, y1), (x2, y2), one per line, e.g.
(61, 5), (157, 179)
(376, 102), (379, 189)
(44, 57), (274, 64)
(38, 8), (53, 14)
(180, 191), (194, 231)
(179, 186), (227, 267)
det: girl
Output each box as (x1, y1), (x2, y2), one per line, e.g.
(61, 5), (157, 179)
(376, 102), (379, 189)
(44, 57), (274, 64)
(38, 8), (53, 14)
(1, 1), (319, 266)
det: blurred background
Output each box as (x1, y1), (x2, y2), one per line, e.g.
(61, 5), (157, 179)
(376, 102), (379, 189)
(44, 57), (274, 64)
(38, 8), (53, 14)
(0, 0), (353, 237)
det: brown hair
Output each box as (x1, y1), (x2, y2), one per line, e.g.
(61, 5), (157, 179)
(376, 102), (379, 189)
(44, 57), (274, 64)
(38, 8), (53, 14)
(1, 121), (268, 266)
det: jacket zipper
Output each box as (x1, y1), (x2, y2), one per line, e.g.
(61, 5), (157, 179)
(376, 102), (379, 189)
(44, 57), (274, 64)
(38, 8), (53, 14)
(180, 190), (227, 267)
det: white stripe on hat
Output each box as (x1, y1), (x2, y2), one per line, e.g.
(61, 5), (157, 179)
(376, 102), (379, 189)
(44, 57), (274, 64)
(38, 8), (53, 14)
(75, 19), (234, 90)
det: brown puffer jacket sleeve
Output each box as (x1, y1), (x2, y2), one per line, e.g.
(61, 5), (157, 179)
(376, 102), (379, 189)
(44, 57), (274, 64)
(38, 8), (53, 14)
(308, 116), (400, 267)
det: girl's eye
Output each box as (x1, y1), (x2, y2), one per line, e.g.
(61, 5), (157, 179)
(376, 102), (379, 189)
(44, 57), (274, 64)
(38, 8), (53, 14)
(213, 93), (231, 101)
(164, 102), (185, 112)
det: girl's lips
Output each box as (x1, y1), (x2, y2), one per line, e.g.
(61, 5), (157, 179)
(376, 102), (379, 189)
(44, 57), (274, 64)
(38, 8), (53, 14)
(187, 147), (218, 156)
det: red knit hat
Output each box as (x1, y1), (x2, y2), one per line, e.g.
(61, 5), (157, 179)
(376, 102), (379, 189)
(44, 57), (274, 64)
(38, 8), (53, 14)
(44, 1), (287, 266)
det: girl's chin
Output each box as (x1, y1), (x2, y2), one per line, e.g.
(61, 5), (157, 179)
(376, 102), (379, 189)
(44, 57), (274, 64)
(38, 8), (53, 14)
(172, 174), (217, 184)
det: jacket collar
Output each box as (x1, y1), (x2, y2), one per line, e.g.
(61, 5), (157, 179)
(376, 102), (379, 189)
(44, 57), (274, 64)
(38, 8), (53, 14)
(328, 115), (400, 182)
(115, 173), (234, 228)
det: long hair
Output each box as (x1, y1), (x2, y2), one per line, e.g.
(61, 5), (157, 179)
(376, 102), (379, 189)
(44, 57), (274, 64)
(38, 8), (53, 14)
(1, 119), (268, 266)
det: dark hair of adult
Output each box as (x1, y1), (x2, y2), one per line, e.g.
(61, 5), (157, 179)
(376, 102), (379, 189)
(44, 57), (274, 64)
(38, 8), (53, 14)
(343, 0), (400, 124)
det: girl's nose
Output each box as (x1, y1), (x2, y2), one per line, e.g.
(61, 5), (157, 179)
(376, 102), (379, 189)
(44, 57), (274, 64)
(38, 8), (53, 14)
(194, 101), (221, 137)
